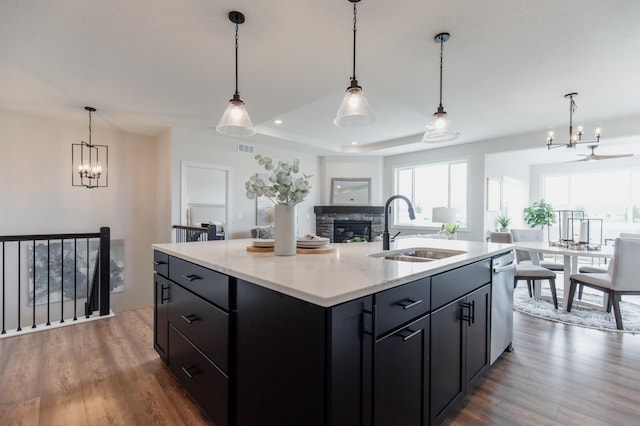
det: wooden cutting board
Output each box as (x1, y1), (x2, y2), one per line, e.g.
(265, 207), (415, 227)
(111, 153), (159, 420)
(246, 245), (336, 254)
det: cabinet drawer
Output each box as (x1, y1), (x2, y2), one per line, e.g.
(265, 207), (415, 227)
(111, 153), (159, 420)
(169, 283), (229, 372)
(431, 260), (491, 311)
(169, 325), (228, 426)
(153, 250), (169, 277)
(169, 256), (229, 310)
(375, 277), (430, 336)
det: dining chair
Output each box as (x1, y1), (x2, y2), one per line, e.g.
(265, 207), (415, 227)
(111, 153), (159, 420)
(513, 264), (558, 309)
(568, 238), (640, 330)
(510, 228), (564, 271)
(490, 231), (558, 309)
(577, 233), (640, 296)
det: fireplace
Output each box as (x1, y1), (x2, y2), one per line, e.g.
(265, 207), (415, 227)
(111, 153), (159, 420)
(333, 220), (372, 243)
(314, 206), (384, 243)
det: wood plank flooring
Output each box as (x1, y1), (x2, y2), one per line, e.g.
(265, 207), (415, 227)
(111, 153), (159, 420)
(1, 307), (639, 425)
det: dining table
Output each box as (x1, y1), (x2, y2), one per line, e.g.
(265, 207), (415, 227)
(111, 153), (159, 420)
(513, 241), (614, 310)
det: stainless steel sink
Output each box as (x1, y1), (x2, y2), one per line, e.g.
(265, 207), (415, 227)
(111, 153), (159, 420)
(371, 247), (467, 262)
(384, 254), (434, 262)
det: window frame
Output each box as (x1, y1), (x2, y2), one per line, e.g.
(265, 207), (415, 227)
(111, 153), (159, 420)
(392, 158), (468, 229)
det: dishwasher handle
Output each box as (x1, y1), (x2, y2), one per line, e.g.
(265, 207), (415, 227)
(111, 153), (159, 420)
(493, 263), (516, 273)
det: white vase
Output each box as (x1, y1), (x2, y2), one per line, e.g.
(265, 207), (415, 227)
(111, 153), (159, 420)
(274, 204), (297, 256)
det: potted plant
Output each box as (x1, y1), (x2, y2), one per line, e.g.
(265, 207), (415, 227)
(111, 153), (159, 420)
(496, 215), (511, 231)
(444, 223), (460, 239)
(523, 199), (556, 229)
(245, 155), (312, 255)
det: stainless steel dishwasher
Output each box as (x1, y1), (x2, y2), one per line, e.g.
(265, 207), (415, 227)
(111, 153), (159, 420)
(490, 250), (516, 364)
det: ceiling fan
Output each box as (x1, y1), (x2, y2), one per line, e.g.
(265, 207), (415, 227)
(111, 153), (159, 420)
(574, 144), (634, 162)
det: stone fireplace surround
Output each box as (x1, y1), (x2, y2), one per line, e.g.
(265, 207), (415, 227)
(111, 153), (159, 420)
(314, 206), (385, 243)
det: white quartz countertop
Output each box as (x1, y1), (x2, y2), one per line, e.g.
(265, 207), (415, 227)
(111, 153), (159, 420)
(152, 238), (513, 307)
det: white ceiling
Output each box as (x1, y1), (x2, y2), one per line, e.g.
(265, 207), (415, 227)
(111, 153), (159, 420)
(2, 0), (640, 158)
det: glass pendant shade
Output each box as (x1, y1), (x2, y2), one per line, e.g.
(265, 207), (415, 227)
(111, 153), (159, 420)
(334, 84), (376, 127)
(216, 95), (255, 137)
(422, 108), (459, 143)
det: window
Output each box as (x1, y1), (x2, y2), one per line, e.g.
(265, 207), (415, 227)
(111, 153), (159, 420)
(541, 168), (640, 238)
(394, 160), (467, 227)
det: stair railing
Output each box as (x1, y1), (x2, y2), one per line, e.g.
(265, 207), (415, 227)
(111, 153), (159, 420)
(0, 227), (110, 334)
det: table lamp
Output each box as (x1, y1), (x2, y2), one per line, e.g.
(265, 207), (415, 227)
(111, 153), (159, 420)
(432, 207), (457, 231)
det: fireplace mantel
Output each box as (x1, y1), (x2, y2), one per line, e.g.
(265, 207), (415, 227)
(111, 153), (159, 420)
(313, 206), (384, 215)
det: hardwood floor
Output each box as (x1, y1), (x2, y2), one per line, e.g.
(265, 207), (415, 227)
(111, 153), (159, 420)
(1, 307), (639, 425)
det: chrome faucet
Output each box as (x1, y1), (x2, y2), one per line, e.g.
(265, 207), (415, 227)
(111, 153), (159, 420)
(383, 195), (415, 250)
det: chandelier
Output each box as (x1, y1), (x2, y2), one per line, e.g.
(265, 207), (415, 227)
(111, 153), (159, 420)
(546, 92), (601, 149)
(72, 106), (108, 188)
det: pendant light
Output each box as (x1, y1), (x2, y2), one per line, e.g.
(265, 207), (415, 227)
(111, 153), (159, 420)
(216, 11), (255, 137)
(422, 32), (459, 142)
(334, 0), (375, 127)
(72, 106), (108, 188)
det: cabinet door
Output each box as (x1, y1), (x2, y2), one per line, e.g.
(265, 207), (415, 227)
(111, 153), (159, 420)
(328, 296), (373, 426)
(236, 280), (326, 426)
(374, 315), (430, 426)
(430, 299), (464, 422)
(465, 284), (490, 385)
(153, 274), (169, 361)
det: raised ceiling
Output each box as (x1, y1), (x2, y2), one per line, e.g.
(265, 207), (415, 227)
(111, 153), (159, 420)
(1, 0), (640, 156)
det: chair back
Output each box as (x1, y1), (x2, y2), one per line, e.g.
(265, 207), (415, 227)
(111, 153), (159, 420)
(510, 228), (544, 263)
(619, 232), (640, 239)
(489, 231), (513, 244)
(611, 238), (640, 291)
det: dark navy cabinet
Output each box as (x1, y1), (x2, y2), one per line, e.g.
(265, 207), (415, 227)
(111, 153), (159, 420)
(153, 250), (496, 426)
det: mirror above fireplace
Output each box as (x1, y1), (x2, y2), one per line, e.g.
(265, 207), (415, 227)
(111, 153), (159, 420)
(330, 178), (371, 206)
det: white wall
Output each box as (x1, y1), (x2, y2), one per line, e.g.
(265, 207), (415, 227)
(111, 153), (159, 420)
(319, 156), (384, 205)
(155, 128), (174, 243)
(485, 151), (531, 233)
(169, 128), (320, 239)
(0, 109), (158, 313)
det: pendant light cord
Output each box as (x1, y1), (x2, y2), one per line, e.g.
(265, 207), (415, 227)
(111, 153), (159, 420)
(88, 109), (92, 145)
(234, 22), (239, 96)
(438, 37), (444, 108)
(351, 2), (357, 81)
(568, 95), (576, 144)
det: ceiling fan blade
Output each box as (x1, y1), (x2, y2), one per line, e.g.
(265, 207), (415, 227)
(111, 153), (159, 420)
(592, 153), (634, 160)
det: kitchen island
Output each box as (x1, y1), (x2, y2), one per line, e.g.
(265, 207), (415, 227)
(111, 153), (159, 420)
(153, 238), (513, 425)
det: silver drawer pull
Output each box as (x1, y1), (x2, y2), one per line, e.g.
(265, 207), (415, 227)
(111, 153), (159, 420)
(399, 299), (422, 310)
(181, 314), (198, 324)
(181, 274), (201, 282)
(181, 366), (199, 379)
(401, 329), (422, 341)
(152, 260), (167, 266)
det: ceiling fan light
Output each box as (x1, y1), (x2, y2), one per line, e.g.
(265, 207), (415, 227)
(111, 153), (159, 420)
(216, 96), (255, 137)
(334, 85), (376, 127)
